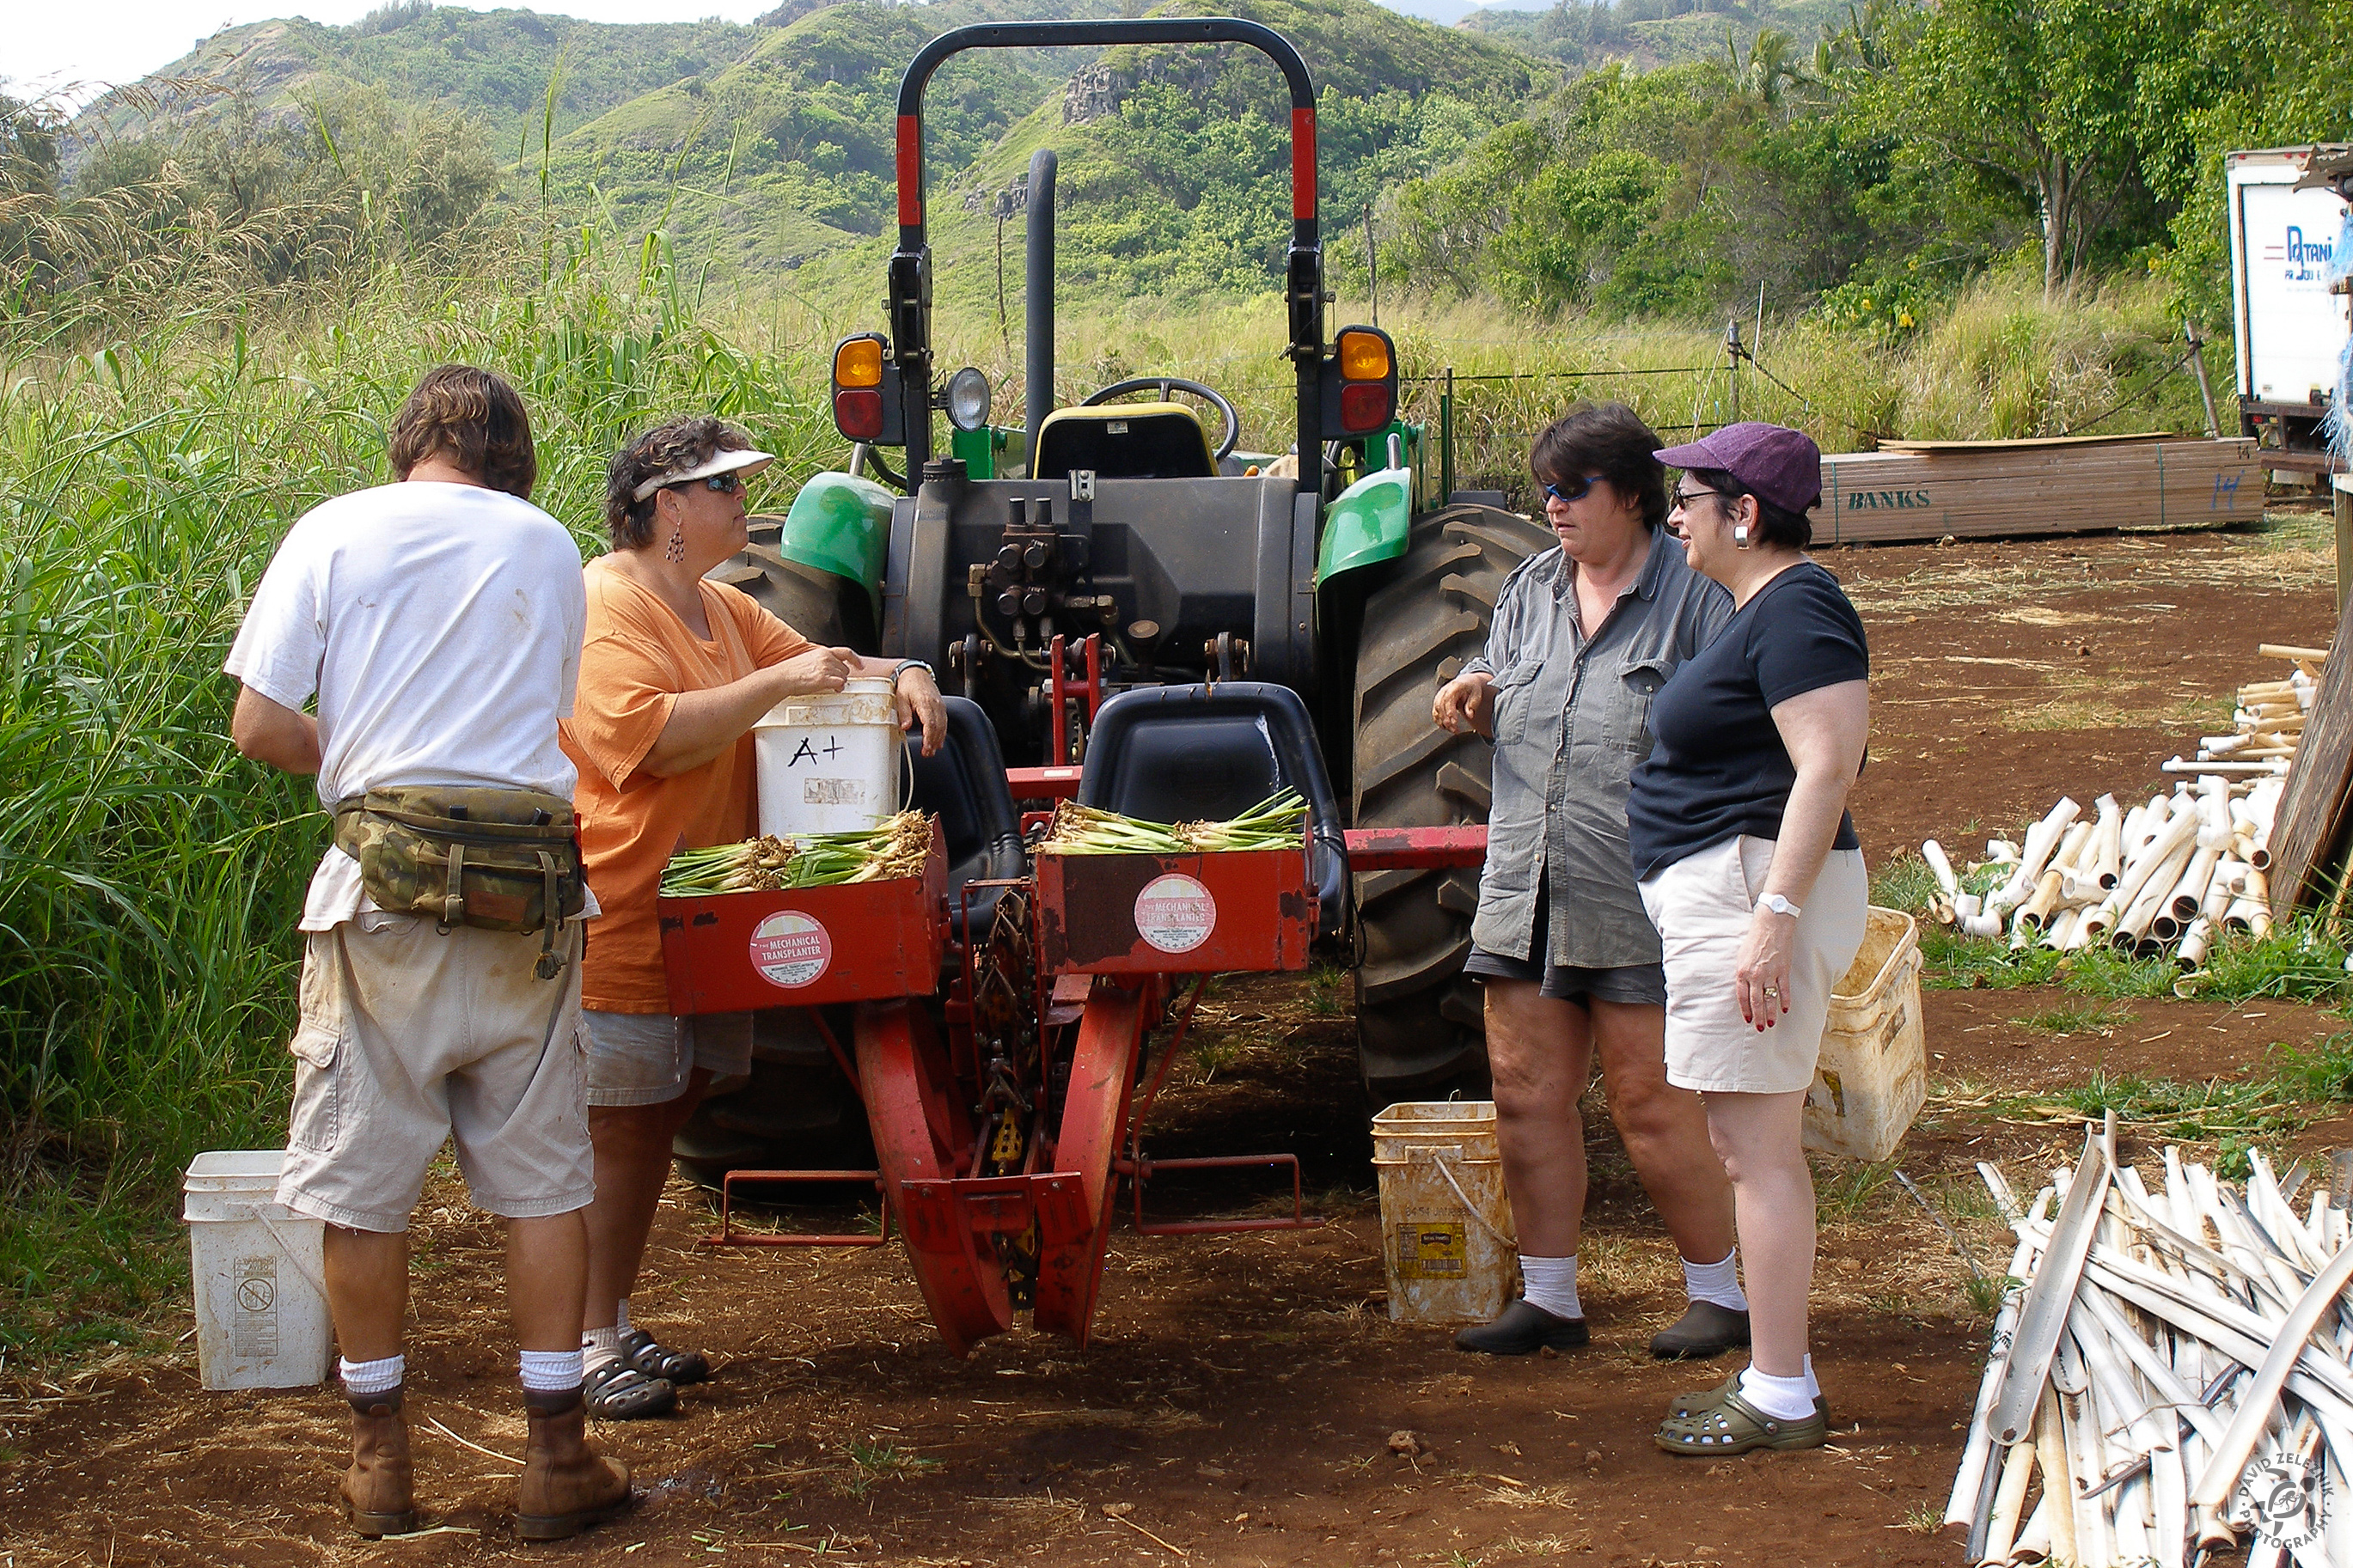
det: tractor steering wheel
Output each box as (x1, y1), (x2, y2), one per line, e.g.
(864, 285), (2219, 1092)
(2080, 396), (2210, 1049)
(1079, 376), (1242, 461)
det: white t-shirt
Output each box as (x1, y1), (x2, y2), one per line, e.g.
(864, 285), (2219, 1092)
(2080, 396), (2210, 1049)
(224, 480), (590, 930)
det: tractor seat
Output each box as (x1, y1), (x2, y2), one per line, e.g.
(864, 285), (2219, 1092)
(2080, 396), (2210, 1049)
(902, 696), (1024, 937)
(1075, 682), (1346, 936)
(1032, 402), (1217, 481)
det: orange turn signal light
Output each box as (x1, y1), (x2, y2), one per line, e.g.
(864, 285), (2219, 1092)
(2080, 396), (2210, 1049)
(1337, 328), (1391, 381)
(833, 335), (884, 389)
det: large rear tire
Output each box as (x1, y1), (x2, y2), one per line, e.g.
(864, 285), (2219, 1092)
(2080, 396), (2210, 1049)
(1349, 504), (1553, 1108)
(675, 524), (880, 1182)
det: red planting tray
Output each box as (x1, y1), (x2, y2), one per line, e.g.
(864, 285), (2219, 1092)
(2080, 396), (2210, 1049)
(1034, 842), (1316, 976)
(656, 819), (946, 1014)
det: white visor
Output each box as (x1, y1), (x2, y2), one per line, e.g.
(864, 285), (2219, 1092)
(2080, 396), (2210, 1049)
(632, 446), (775, 502)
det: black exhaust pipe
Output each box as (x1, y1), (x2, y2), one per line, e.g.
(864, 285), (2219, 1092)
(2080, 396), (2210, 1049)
(1025, 148), (1055, 468)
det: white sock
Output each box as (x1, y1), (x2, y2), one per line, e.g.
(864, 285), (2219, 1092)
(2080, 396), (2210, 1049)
(582, 1324), (622, 1376)
(518, 1348), (584, 1393)
(1682, 1248), (1747, 1311)
(1519, 1254), (1581, 1320)
(339, 1353), (404, 1396)
(1802, 1353), (1820, 1400)
(614, 1297), (633, 1335)
(1739, 1364), (1817, 1422)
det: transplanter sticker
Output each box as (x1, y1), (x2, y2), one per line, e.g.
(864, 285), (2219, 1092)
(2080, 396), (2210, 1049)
(1134, 873), (1216, 954)
(749, 911), (833, 988)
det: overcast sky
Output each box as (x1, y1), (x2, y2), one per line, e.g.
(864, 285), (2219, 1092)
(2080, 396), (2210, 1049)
(5, 3), (773, 103)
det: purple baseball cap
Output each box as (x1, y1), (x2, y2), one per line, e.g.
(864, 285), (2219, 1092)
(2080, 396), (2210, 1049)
(1653, 422), (1822, 515)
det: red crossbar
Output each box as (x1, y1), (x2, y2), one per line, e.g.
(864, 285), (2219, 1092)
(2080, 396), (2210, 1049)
(1006, 766), (1083, 802)
(1342, 824), (1488, 870)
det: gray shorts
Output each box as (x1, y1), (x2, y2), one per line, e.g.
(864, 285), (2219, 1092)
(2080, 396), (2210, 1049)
(583, 1009), (755, 1107)
(276, 916), (595, 1233)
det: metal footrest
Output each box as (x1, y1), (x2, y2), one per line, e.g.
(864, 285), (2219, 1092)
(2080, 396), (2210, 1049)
(701, 1168), (892, 1248)
(1118, 1151), (1321, 1235)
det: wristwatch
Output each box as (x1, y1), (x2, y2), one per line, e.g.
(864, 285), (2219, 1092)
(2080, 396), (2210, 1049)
(889, 659), (935, 686)
(1757, 894), (1802, 919)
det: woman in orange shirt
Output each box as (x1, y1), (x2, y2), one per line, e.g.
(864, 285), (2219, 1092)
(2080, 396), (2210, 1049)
(560, 417), (944, 1419)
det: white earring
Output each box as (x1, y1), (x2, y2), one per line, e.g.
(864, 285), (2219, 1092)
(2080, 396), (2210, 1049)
(1733, 523), (1750, 548)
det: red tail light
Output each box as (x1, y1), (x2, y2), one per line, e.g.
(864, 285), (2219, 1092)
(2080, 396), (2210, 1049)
(1340, 381), (1392, 434)
(834, 387), (885, 442)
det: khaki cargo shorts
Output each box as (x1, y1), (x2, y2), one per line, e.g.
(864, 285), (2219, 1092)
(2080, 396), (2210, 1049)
(274, 913), (596, 1233)
(1639, 834), (1869, 1095)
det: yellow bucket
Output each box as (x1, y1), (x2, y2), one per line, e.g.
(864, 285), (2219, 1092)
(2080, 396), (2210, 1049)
(1803, 906), (1928, 1162)
(1370, 1101), (1519, 1326)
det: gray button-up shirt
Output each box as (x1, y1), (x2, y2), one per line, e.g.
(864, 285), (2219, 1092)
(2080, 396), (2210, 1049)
(1467, 533), (1733, 969)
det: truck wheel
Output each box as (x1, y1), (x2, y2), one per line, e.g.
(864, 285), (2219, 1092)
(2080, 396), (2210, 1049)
(672, 1009), (876, 1189)
(675, 528), (879, 1182)
(1349, 503), (1552, 1109)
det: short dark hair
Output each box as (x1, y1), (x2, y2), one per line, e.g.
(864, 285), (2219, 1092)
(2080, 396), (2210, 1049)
(604, 414), (755, 551)
(1687, 467), (1812, 549)
(1529, 402), (1668, 532)
(387, 364), (536, 498)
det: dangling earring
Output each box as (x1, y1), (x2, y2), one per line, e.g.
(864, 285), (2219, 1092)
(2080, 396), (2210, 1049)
(664, 521), (686, 563)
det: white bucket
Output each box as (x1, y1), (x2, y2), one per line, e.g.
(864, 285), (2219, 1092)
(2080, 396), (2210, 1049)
(1370, 1101), (1519, 1326)
(753, 675), (903, 838)
(1803, 906), (1928, 1162)
(182, 1150), (333, 1391)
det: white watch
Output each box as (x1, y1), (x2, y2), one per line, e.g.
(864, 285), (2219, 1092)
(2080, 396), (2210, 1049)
(1757, 894), (1802, 919)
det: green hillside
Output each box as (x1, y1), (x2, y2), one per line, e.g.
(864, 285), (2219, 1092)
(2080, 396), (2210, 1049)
(1460, 0), (1852, 70)
(75, 5), (761, 161)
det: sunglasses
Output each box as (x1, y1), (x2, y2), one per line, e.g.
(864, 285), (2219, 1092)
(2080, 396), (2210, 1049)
(668, 472), (746, 496)
(1671, 485), (1732, 509)
(1540, 473), (1608, 506)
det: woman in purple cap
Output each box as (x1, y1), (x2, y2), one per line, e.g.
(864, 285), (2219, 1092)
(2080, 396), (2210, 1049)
(1626, 420), (1870, 1456)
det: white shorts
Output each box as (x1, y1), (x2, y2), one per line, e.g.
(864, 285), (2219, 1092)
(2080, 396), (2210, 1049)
(276, 916), (595, 1232)
(1638, 834), (1868, 1095)
(582, 1010), (755, 1107)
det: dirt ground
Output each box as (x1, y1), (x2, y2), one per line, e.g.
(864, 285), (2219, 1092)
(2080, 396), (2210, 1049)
(3, 507), (2348, 1568)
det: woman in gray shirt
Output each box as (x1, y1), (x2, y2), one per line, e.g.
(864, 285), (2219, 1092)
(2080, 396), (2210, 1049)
(1431, 403), (1743, 1361)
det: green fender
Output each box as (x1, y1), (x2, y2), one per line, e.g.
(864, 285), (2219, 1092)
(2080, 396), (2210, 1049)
(780, 471), (895, 617)
(1314, 463), (1412, 585)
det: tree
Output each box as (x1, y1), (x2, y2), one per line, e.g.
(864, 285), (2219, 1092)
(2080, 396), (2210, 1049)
(1865, 0), (2142, 296)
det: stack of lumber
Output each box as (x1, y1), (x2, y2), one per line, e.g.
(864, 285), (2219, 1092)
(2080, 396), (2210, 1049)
(2185, 645), (2323, 772)
(1809, 435), (2261, 546)
(1922, 776), (2283, 966)
(1949, 1121), (2353, 1568)
(2268, 596), (2353, 923)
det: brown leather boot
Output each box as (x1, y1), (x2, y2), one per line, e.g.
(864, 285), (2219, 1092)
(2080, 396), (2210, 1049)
(516, 1388), (631, 1541)
(341, 1388), (417, 1539)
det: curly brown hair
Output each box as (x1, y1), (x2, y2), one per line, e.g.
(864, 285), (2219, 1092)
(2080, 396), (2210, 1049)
(387, 364), (538, 498)
(604, 415), (756, 550)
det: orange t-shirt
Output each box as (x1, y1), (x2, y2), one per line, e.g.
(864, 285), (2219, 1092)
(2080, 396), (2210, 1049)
(560, 558), (815, 1013)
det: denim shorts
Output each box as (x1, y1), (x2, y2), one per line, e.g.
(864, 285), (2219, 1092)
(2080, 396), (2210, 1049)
(1462, 877), (1666, 1006)
(582, 1010), (755, 1107)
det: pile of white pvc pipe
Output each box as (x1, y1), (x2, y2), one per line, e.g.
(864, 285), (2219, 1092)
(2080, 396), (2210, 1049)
(1949, 1120), (2353, 1568)
(2186, 652), (2319, 772)
(1921, 776), (2284, 966)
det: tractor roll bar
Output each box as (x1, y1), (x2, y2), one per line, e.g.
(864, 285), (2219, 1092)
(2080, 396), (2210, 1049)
(888, 18), (1328, 495)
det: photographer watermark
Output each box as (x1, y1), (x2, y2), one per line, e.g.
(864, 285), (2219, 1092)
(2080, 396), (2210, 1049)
(2240, 1452), (2329, 1552)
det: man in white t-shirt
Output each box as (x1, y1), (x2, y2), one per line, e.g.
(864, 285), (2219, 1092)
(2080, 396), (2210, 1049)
(226, 364), (629, 1543)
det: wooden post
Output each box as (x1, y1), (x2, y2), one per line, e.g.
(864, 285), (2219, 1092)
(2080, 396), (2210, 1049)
(2339, 474), (2353, 616)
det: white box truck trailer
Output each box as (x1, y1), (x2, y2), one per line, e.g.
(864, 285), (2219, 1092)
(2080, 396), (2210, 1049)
(2228, 145), (2350, 477)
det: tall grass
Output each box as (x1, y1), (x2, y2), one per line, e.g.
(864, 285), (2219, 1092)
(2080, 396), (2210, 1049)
(0, 243), (836, 1356)
(921, 270), (2216, 506)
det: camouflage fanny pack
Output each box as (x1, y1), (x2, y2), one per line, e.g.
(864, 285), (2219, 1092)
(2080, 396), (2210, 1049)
(331, 785), (587, 980)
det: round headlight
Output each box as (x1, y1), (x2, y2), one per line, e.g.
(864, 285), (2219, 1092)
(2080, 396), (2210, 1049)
(945, 365), (992, 432)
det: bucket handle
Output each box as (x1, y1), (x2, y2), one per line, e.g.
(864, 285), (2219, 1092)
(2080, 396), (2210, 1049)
(1421, 1150), (1516, 1252)
(248, 1205), (333, 1303)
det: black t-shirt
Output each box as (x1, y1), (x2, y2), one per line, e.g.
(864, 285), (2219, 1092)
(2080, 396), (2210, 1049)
(1626, 561), (1868, 879)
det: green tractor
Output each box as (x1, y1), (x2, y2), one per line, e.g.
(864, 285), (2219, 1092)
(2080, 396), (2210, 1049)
(683, 15), (1549, 1175)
